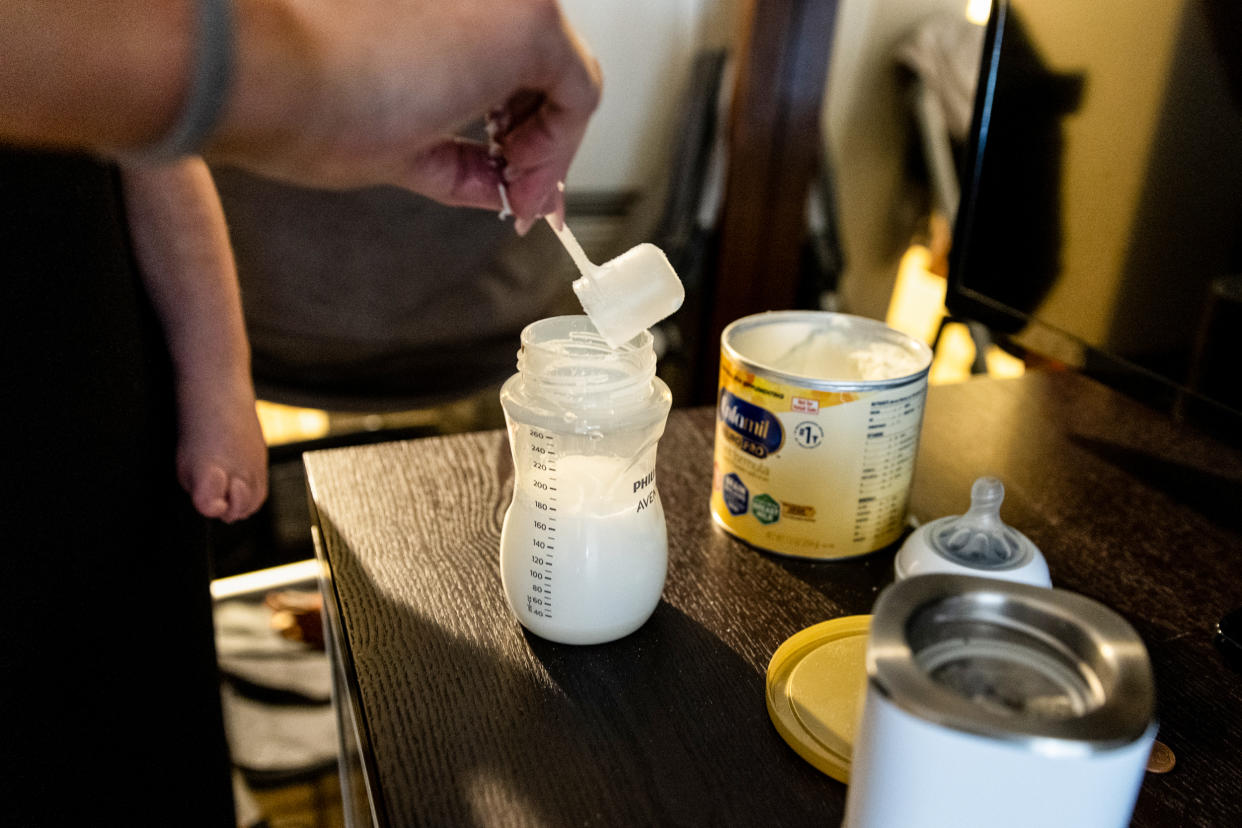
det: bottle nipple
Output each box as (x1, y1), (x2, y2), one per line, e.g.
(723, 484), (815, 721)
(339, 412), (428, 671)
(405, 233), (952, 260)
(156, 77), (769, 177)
(928, 477), (1026, 569)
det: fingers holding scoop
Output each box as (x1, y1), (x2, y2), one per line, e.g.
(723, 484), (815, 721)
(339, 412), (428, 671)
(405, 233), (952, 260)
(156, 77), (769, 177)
(499, 30), (602, 230)
(398, 11), (601, 230)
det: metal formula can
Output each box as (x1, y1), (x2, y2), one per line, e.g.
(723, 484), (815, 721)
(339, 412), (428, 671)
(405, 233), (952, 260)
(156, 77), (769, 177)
(711, 311), (933, 559)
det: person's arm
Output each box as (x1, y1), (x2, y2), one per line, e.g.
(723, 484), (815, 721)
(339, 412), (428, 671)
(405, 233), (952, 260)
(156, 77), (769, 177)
(0, 2), (195, 156)
(0, 0), (601, 225)
(122, 158), (267, 522)
(123, 159), (250, 409)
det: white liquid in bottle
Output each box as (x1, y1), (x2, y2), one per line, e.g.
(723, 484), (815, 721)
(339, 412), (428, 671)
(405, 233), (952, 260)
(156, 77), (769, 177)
(498, 316), (671, 644)
(500, 454), (667, 645)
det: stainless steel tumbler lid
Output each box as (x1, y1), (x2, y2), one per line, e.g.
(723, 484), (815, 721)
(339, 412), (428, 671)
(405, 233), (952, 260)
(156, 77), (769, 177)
(868, 574), (1154, 753)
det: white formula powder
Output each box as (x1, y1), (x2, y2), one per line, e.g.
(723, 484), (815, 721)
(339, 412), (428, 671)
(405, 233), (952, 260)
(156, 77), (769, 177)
(500, 454), (667, 645)
(733, 323), (924, 382)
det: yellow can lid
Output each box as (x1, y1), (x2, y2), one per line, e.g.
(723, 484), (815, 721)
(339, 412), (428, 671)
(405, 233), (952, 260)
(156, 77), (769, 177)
(765, 615), (871, 783)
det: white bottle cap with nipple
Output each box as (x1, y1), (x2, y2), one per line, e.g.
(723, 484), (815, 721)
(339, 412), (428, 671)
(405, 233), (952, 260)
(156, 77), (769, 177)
(894, 476), (1052, 587)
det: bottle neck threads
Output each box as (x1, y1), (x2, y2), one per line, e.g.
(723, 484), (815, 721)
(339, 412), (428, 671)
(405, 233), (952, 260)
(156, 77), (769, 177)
(515, 316), (657, 409)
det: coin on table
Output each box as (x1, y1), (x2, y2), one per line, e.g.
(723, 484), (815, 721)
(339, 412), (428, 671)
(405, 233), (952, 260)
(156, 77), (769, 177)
(1147, 739), (1176, 774)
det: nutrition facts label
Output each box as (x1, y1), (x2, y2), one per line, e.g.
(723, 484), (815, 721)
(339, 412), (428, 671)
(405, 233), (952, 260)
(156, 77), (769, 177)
(853, 387), (926, 545)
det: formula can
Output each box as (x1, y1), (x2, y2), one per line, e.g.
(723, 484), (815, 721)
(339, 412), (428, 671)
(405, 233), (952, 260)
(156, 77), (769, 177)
(711, 311), (933, 559)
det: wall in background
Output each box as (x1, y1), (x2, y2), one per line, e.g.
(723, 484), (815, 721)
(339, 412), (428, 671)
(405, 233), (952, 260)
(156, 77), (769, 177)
(560, 0), (738, 194)
(822, 0), (975, 320)
(558, 0), (984, 326)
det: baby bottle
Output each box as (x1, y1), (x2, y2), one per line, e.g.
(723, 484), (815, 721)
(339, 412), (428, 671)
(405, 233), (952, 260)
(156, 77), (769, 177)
(499, 315), (672, 645)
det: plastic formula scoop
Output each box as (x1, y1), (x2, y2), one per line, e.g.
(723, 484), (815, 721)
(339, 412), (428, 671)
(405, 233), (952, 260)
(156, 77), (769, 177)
(547, 216), (685, 348)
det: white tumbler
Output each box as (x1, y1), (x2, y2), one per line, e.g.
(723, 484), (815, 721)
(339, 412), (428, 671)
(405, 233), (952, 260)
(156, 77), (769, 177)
(844, 574), (1156, 828)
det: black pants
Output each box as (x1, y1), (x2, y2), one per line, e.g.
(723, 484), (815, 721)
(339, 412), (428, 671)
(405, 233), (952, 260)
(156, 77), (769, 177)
(0, 149), (235, 826)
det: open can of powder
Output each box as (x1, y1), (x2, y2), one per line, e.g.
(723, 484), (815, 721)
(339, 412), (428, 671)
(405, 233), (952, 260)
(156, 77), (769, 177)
(711, 311), (932, 559)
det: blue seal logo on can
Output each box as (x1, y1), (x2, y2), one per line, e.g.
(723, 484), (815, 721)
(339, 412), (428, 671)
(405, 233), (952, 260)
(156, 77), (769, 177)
(722, 473), (750, 516)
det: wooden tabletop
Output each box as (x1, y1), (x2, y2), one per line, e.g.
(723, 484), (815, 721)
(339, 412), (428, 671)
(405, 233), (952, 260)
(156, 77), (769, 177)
(306, 370), (1242, 827)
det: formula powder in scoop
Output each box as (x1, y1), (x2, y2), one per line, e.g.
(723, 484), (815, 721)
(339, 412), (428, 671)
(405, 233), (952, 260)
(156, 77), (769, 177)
(546, 216), (684, 348)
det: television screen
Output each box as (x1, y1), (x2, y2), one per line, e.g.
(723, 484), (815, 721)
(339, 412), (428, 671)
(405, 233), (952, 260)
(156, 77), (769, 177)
(948, 0), (1242, 433)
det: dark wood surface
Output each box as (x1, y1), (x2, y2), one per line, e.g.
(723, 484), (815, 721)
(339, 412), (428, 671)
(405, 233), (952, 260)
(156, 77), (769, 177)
(306, 371), (1242, 827)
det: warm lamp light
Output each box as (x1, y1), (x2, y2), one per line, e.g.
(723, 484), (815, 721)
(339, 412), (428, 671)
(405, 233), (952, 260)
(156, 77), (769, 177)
(966, 0), (990, 26)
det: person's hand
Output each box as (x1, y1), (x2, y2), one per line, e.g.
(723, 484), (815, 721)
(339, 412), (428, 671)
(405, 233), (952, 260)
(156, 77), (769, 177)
(210, 0), (602, 229)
